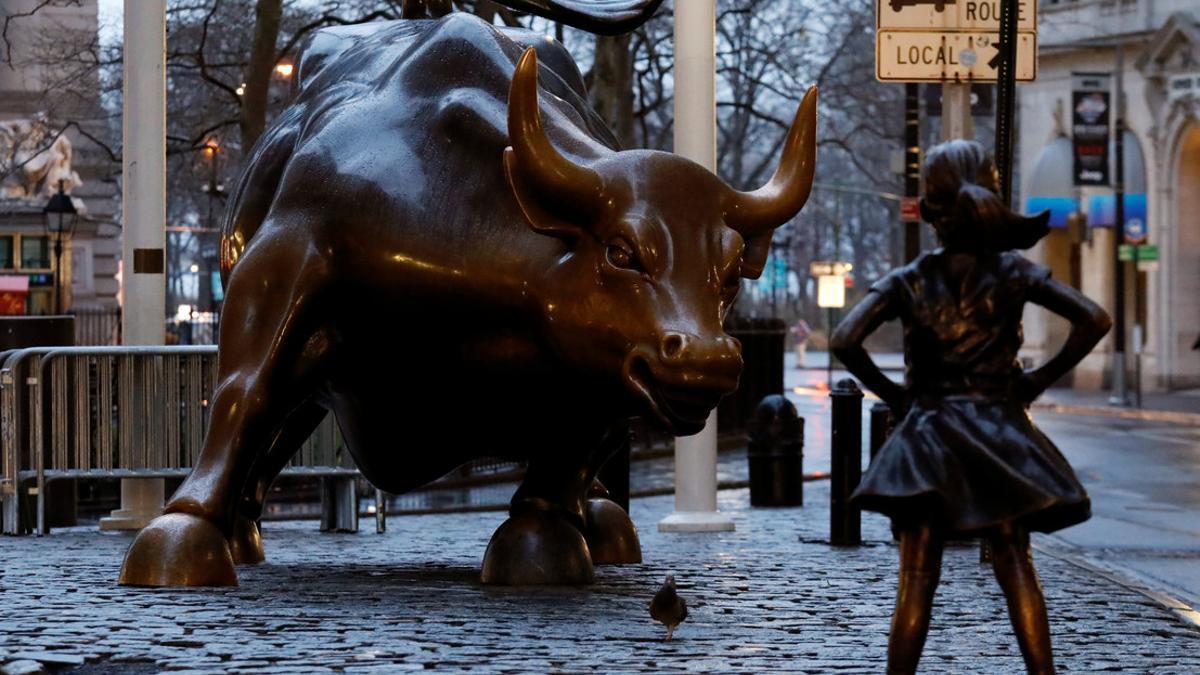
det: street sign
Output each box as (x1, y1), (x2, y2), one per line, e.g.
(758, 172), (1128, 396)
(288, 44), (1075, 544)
(876, 31), (1036, 82)
(900, 196), (921, 223)
(810, 261), (853, 277)
(1118, 244), (1158, 262)
(878, 0), (1037, 32)
(1123, 217), (1147, 245)
(876, 0), (1038, 83)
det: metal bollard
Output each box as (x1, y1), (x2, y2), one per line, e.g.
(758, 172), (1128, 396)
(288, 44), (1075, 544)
(830, 378), (864, 546)
(868, 402), (895, 464)
(375, 488), (387, 534)
(747, 394), (805, 506)
(320, 475), (359, 533)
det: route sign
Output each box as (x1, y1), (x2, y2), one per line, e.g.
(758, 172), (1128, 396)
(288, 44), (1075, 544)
(877, 0), (1038, 83)
(879, 0), (1037, 32)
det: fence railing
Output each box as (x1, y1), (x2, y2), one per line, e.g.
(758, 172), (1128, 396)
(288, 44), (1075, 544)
(65, 308), (223, 346)
(67, 308), (122, 346)
(0, 346), (350, 535)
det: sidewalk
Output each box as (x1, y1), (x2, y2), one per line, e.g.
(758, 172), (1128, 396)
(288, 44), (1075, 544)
(790, 351), (1200, 425)
(2, 483), (1198, 673)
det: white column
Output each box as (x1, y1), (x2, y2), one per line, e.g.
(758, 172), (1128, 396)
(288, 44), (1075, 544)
(101, 0), (167, 531)
(659, 0), (734, 534)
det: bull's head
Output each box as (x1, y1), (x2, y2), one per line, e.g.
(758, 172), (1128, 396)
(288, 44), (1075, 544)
(504, 48), (816, 435)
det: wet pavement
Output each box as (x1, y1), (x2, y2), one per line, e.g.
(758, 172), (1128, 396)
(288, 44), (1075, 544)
(3, 354), (1199, 673)
(2, 482), (1199, 673)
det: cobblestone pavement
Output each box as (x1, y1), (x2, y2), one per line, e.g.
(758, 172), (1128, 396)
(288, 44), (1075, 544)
(3, 484), (1199, 673)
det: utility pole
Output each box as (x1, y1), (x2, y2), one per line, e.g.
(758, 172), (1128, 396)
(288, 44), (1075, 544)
(994, 0), (1019, 203)
(102, 0), (167, 531)
(904, 83), (920, 262)
(1110, 43), (1129, 405)
(659, 0), (734, 534)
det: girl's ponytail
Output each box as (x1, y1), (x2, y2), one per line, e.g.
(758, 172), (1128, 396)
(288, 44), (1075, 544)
(922, 140), (1050, 252)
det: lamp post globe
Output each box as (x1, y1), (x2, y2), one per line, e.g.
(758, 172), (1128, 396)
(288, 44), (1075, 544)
(42, 179), (79, 314)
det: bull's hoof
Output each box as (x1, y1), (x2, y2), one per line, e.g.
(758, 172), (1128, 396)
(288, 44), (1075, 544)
(585, 498), (642, 565)
(118, 513), (238, 587)
(228, 515), (265, 565)
(480, 514), (594, 585)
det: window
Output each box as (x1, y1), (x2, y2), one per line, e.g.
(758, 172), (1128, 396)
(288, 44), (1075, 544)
(0, 236), (13, 270)
(20, 236), (49, 270)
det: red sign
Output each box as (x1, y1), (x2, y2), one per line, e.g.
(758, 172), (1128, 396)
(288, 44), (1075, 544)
(900, 196), (920, 223)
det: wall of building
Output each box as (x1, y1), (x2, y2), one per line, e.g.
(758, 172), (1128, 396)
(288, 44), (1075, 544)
(1017, 1), (1200, 391)
(0, 0), (120, 310)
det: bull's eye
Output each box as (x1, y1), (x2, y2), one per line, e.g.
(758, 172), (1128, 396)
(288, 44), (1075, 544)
(605, 243), (639, 271)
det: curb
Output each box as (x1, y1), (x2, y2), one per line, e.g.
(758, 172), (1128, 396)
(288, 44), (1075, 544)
(1032, 401), (1200, 427)
(1033, 541), (1200, 631)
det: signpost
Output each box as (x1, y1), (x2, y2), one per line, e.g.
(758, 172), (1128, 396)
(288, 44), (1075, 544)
(876, 0), (1038, 83)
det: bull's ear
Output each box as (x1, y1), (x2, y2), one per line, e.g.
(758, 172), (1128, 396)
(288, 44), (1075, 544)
(739, 234), (771, 279)
(504, 147), (585, 240)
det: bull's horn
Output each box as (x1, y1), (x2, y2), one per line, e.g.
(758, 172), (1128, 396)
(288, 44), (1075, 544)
(725, 86), (818, 236)
(507, 48), (603, 209)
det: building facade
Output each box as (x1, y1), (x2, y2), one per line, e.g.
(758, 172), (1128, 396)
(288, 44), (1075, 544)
(0, 0), (120, 313)
(1019, 0), (1200, 391)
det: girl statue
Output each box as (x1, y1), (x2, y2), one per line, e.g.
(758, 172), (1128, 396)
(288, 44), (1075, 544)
(831, 140), (1112, 675)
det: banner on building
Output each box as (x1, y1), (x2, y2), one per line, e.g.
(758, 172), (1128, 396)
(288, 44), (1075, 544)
(1072, 73), (1111, 186)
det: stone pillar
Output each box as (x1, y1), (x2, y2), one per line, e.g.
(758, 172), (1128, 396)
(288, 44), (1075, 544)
(101, 0), (167, 531)
(659, 0), (734, 534)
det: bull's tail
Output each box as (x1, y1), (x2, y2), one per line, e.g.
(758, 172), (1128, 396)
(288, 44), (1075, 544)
(219, 105), (304, 282)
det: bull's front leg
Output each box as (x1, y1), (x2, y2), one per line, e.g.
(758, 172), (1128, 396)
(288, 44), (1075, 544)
(117, 232), (331, 587)
(583, 421), (642, 566)
(481, 445), (597, 585)
(480, 423), (642, 585)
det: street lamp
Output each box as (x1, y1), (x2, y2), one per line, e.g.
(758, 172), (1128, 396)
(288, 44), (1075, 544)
(42, 179), (78, 314)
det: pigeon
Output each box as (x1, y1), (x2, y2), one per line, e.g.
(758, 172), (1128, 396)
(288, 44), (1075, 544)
(649, 574), (688, 640)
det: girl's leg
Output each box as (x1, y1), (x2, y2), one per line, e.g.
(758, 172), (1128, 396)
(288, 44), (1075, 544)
(989, 522), (1055, 674)
(888, 521), (944, 674)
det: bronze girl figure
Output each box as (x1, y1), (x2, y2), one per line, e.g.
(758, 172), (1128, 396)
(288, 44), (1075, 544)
(831, 140), (1112, 675)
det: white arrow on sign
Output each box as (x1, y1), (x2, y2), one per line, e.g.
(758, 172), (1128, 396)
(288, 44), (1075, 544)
(876, 31), (1036, 82)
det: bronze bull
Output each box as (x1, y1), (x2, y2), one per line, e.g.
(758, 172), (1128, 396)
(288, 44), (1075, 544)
(119, 13), (817, 587)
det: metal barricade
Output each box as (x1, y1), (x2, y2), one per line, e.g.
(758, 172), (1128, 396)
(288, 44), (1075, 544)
(0, 346), (352, 535)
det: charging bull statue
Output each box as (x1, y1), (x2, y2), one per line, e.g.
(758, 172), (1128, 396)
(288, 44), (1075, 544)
(119, 12), (817, 587)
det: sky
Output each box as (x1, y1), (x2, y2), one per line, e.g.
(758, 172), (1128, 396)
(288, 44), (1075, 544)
(96, 0), (121, 46)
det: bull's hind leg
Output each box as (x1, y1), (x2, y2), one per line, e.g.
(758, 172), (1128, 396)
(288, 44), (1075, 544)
(119, 234), (330, 587)
(228, 400), (329, 565)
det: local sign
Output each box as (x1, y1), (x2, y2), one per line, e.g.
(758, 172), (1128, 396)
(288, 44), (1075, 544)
(876, 0), (1038, 83)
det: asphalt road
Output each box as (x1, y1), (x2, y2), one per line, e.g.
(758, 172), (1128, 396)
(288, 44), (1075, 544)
(783, 352), (1200, 615)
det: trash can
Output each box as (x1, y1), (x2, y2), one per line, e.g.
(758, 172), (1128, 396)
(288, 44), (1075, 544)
(746, 394), (804, 506)
(720, 316), (786, 432)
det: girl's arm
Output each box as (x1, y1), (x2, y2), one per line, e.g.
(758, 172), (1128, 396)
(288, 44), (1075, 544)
(831, 289), (906, 412)
(1020, 277), (1113, 402)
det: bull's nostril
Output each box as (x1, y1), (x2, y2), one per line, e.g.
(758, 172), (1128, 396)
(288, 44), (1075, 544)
(662, 333), (685, 359)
